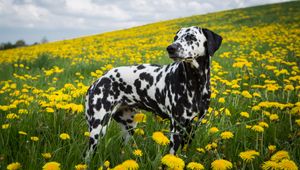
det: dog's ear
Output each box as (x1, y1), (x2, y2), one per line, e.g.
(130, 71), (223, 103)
(202, 28), (222, 56)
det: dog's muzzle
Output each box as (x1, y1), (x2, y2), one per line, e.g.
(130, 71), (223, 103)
(167, 44), (193, 62)
(167, 43), (182, 60)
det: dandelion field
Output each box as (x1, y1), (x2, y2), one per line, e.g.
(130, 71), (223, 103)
(1, 1), (300, 169)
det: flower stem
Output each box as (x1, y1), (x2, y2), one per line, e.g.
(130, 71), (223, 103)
(255, 133), (259, 150)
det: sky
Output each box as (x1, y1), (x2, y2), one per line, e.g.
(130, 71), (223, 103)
(0, 0), (291, 44)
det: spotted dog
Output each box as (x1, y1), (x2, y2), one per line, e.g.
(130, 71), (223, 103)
(84, 26), (222, 160)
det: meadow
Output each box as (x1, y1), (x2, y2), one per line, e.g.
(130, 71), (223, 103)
(0, 1), (300, 169)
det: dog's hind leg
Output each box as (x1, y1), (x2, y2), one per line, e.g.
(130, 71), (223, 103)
(85, 107), (112, 162)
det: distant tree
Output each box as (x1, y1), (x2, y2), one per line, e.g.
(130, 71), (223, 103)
(0, 40), (28, 50)
(15, 40), (26, 47)
(0, 42), (15, 50)
(41, 36), (48, 44)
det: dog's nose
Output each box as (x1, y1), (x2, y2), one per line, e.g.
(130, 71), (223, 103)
(167, 44), (178, 54)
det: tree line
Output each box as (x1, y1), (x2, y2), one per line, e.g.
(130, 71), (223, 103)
(0, 37), (48, 51)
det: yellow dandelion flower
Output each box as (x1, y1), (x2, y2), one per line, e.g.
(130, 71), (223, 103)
(262, 161), (279, 170)
(259, 122), (269, 128)
(218, 97), (225, 103)
(161, 154), (185, 170)
(251, 125), (264, 133)
(42, 162), (61, 170)
(224, 108), (231, 116)
(7, 162), (21, 170)
(211, 159), (233, 170)
(269, 114), (279, 121)
(42, 153), (52, 159)
(260, 74), (266, 78)
(104, 160), (110, 168)
(291, 106), (300, 115)
(6, 113), (19, 119)
(271, 150), (290, 162)
(284, 85), (294, 91)
(59, 133), (70, 140)
(10, 83), (17, 89)
(133, 113), (147, 123)
(211, 93), (217, 98)
(253, 92), (261, 97)
(246, 125), (252, 129)
(252, 106), (261, 111)
(18, 109), (28, 114)
(239, 150), (260, 162)
(212, 142), (218, 148)
(241, 91), (252, 98)
(295, 119), (300, 126)
(2, 123), (10, 129)
(263, 111), (271, 116)
(133, 149), (143, 157)
(187, 162), (205, 170)
(46, 107), (55, 113)
(18, 131), (27, 135)
(134, 128), (145, 135)
(278, 159), (298, 170)
(121, 159), (139, 170)
(220, 131), (234, 140)
(205, 144), (213, 151)
(240, 112), (249, 118)
(75, 164), (87, 170)
(30, 136), (39, 142)
(112, 164), (123, 170)
(214, 110), (220, 116)
(196, 148), (206, 153)
(209, 127), (219, 134)
(84, 131), (90, 137)
(105, 64), (114, 70)
(152, 131), (170, 146)
(231, 84), (240, 89)
(268, 145), (276, 153)
(201, 119), (208, 124)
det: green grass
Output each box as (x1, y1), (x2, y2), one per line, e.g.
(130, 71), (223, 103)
(0, 1), (300, 169)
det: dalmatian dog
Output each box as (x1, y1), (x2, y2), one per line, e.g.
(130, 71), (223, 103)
(84, 26), (222, 161)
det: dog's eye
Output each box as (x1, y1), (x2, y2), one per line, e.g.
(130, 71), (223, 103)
(174, 35), (178, 41)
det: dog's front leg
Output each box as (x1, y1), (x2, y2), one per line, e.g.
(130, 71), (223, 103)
(169, 119), (182, 154)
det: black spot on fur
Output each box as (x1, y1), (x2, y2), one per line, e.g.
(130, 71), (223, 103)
(95, 98), (102, 110)
(89, 137), (95, 145)
(156, 72), (162, 82)
(137, 65), (146, 70)
(93, 119), (101, 128)
(101, 114), (111, 126)
(126, 119), (133, 123)
(139, 72), (154, 86)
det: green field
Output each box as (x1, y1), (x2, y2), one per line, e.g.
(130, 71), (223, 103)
(0, 1), (300, 169)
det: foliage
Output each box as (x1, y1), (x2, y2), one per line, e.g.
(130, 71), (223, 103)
(0, 1), (299, 169)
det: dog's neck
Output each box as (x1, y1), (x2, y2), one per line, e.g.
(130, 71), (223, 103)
(181, 54), (211, 114)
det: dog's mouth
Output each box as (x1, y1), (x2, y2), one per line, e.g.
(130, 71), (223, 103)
(169, 55), (193, 62)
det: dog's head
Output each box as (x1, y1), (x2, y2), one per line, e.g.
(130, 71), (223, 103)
(167, 26), (222, 61)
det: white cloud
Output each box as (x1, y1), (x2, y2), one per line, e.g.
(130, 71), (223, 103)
(0, 0), (291, 43)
